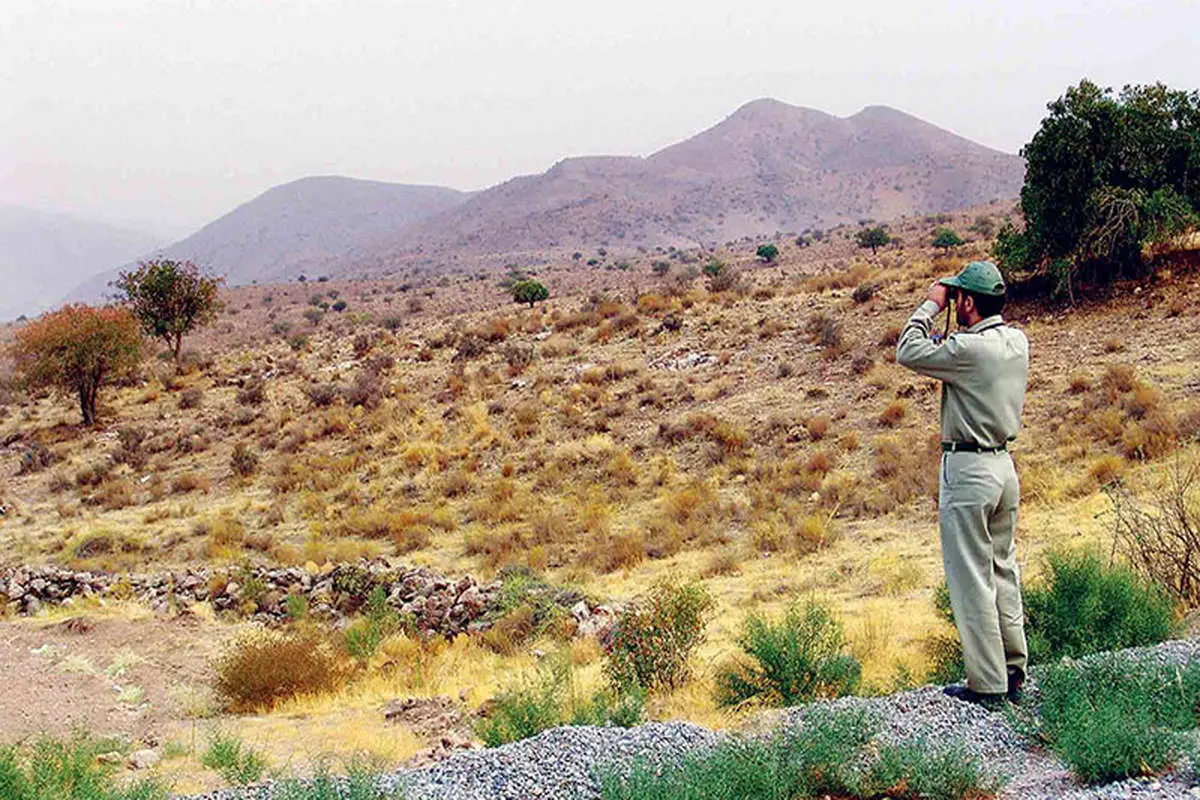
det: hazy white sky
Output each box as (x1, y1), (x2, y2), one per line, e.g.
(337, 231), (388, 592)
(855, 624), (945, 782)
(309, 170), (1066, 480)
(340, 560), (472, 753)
(2, 0), (1196, 237)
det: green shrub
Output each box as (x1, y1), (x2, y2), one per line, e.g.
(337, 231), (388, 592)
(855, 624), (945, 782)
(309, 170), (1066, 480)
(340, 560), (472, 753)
(200, 732), (267, 786)
(342, 586), (405, 666)
(1025, 549), (1178, 663)
(600, 708), (996, 800)
(716, 602), (861, 708)
(568, 685), (646, 729)
(478, 656), (646, 747)
(0, 734), (167, 800)
(1036, 656), (1200, 783)
(270, 761), (404, 799)
(854, 741), (999, 800)
(476, 661), (566, 747)
(605, 580), (715, 692)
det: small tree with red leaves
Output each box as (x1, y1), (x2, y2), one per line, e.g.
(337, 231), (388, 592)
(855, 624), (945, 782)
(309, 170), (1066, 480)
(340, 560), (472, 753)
(10, 304), (143, 425)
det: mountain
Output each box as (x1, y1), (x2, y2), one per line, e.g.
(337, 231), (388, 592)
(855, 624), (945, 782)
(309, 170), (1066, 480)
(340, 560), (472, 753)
(0, 206), (162, 321)
(63, 99), (1024, 292)
(147, 176), (468, 285)
(382, 99), (1024, 262)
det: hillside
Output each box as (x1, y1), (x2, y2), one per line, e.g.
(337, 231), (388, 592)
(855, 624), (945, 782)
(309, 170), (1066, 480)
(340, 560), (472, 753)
(383, 99), (1024, 265)
(2, 208), (1199, 793)
(0, 206), (162, 321)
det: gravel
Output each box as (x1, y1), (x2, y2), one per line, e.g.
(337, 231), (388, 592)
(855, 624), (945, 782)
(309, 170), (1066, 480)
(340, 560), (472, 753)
(174, 639), (1200, 800)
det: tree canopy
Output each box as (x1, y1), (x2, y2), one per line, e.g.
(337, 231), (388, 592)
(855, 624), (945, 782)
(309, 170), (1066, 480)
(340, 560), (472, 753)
(855, 226), (890, 254)
(511, 279), (549, 308)
(115, 259), (223, 362)
(998, 80), (1200, 298)
(10, 304), (143, 425)
(755, 244), (779, 263)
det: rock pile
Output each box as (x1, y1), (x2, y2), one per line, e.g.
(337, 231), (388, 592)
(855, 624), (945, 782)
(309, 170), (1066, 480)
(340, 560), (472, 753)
(0, 560), (507, 636)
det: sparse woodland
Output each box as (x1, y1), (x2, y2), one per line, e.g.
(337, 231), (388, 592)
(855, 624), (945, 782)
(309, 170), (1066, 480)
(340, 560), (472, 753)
(1, 202), (1200, 797)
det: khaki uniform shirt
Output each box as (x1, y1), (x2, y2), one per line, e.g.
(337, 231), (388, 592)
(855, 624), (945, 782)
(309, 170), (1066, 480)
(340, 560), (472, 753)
(895, 300), (1028, 448)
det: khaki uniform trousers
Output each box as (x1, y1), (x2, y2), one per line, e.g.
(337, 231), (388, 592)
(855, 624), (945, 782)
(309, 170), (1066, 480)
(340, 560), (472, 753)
(939, 450), (1028, 694)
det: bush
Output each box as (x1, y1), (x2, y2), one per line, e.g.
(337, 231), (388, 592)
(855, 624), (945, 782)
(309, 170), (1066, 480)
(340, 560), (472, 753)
(306, 383), (339, 408)
(476, 660), (566, 747)
(179, 387), (203, 409)
(17, 442), (56, 475)
(605, 580), (715, 692)
(213, 627), (353, 712)
(1109, 460), (1200, 608)
(600, 707), (997, 800)
(1036, 656), (1200, 784)
(230, 443), (259, 478)
(236, 378), (266, 406)
(717, 603), (861, 708)
(1024, 549), (1178, 663)
(478, 656), (646, 748)
(200, 732), (267, 786)
(0, 734), (168, 800)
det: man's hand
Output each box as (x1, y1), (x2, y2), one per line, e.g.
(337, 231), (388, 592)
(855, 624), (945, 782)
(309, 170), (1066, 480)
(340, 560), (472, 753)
(926, 282), (950, 311)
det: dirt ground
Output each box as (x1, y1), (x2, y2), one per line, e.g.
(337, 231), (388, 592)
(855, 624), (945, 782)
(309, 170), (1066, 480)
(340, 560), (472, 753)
(0, 609), (233, 744)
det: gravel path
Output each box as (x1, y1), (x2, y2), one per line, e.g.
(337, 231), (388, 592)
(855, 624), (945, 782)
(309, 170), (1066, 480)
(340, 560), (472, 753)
(176, 639), (1200, 800)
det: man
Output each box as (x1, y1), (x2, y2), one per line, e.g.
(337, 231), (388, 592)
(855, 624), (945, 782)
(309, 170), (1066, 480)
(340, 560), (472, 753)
(896, 260), (1029, 707)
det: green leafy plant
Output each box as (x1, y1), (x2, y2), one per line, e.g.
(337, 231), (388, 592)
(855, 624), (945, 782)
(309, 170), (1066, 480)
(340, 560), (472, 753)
(600, 707), (995, 800)
(605, 580), (715, 692)
(931, 228), (964, 249)
(200, 732), (267, 786)
(1036, 656), (1200, 783)
(0, 734), (168, 800)
(476, 660), (567, 747)
(716, 602), (861, 708)
(1024, 549), (1178, 663)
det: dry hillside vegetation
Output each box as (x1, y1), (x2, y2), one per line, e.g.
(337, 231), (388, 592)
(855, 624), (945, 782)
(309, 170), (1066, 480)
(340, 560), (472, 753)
(1, 210), (1199, 792)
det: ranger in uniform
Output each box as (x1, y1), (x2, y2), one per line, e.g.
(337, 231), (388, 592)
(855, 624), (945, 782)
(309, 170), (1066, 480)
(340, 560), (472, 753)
(896, 260), (1029, 707)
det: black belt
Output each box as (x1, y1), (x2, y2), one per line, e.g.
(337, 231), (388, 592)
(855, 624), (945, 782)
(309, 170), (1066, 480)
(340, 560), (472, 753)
(942, 441), (1007, 453)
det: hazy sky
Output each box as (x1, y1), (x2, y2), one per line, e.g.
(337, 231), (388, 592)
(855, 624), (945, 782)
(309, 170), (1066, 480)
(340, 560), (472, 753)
(2, 0), (1196, 238)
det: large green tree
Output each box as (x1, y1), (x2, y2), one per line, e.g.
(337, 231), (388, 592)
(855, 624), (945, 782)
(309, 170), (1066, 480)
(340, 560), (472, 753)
(1000, 80), (1200, 298)
(115, 259), (223, 363)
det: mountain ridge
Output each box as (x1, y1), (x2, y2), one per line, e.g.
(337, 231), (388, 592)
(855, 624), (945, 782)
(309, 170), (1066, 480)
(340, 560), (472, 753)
(63, 98), (1025, 296)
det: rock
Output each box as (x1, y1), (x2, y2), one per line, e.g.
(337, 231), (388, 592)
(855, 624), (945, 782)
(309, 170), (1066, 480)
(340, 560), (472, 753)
(128, 749), (160, 770)
(95, 751), (124, 766)
(570, 601), (590, 622)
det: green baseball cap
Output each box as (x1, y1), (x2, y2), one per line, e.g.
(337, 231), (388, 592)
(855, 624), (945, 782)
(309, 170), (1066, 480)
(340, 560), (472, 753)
(939, 260), (1006, 296)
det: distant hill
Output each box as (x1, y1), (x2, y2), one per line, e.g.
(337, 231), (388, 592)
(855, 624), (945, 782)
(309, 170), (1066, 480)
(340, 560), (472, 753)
(386, 99), (1024, 263)
(145, 176), (469, 285)
(0, 206), (162, 321)
(67, 99), (1024, 290)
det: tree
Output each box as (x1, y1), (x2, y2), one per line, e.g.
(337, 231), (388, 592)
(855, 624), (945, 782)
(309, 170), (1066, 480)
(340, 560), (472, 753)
(932, 227), (964, 249)
(755, 243), (779, 263)
(855, 226), (890, 254)
(511, 280), (549, 308)
(115, 259), (223, 363)
(10, 304), (143, 425)
(1000, 80), (1200, 297)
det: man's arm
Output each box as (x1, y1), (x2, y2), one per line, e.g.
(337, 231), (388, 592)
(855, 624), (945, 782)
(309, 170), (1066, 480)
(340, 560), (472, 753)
(895, 285), (968, 384)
